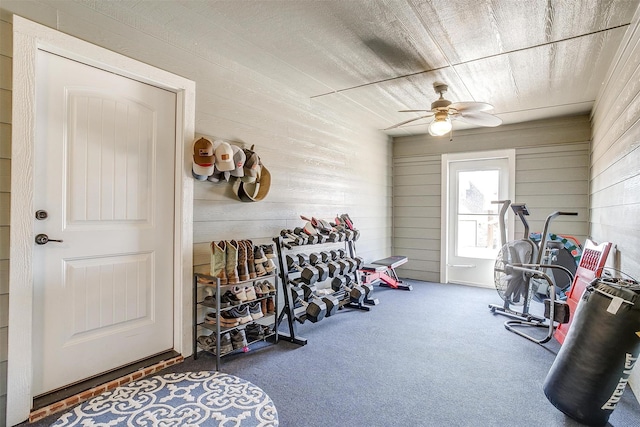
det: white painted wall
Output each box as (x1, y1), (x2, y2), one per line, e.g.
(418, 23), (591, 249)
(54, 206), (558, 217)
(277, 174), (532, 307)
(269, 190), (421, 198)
(590, 7), (640, 399)
(0, 3), (391, 424)
(392, 116), (591, 281)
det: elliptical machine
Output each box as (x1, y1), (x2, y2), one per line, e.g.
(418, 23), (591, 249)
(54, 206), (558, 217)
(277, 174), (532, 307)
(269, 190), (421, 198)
(489, 200), (578, 344)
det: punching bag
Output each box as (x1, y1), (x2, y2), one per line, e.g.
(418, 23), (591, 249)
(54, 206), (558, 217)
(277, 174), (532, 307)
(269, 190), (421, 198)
(543, 278), (640, 426)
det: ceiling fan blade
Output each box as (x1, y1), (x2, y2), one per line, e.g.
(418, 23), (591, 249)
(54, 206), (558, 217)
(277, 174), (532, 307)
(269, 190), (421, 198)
(455, 111), (502, 127)
(449, 101), (494, 112)
(383, 115), (433, 130)
(398, 109), (434, 113)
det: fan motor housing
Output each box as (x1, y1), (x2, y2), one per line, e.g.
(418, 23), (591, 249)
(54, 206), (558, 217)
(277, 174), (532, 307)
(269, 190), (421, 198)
(431, 98), (451, 110)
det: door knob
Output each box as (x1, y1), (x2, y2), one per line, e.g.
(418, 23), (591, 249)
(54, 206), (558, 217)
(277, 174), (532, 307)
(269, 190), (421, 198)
(35, 234), (63, 245)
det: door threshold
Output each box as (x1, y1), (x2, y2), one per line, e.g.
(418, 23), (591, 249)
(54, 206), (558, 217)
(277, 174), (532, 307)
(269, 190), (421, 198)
(30, 350), (182, 423)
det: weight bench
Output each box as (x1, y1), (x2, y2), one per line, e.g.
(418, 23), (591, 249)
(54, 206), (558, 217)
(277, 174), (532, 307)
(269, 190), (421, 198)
(359, 256), (412, 291)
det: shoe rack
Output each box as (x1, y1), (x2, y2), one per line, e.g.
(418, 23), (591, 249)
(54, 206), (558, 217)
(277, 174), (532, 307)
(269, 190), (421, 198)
(274, 235), (376, 346)
(193, 271), (279, 371)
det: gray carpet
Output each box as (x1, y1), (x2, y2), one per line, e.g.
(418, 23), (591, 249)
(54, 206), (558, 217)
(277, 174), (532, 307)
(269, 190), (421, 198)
(28, 280), (640, 426)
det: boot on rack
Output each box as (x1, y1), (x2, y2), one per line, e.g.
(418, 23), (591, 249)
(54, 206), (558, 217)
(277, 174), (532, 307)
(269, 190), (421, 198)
(210, 241), (228, 285)
(226, 240), (240, 284)
(237, 240), (250, 282)
(245, 240), (257, 279)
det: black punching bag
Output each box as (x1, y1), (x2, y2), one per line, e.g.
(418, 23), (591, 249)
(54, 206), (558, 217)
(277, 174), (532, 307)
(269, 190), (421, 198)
(543, 278), (640, 426)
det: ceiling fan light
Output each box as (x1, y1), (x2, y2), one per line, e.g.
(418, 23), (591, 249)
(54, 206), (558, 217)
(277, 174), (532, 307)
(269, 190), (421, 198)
(428, 115), (452, 136)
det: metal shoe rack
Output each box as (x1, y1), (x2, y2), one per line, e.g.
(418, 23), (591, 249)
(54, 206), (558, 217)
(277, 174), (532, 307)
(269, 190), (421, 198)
(274, 236), (377, 346)
(193, 271), (279, 370)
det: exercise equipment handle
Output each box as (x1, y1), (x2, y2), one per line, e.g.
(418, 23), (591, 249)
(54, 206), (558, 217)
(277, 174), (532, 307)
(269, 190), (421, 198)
(492, 200), (511, 247)
(536, 211), (578, 264)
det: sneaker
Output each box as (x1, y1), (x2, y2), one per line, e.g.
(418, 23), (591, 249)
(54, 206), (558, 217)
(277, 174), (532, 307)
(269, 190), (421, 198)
(197, 334), (215, 351)
(220, 290), (241, 307)
(263, 243), (276, 258)
(248, 301), (264, 320)
(245, 323), (264, 341)
(228, 305), (253, 324)
(254, 246), (267, 264)
(204, 312), (217, 324)
(230, 329), (248, 349)
(232, 285), (248, 302)
(220, 311), (240, 327)
(244, 285), (257, 301)
(219, 332), (233, 354)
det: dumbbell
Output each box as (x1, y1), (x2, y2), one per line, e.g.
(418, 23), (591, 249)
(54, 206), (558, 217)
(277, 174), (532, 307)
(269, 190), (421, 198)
(353, 256), (364, 269)
(329, 250), (339, 261)
(314, 263), (330, 282)
(337, 259), (349, 275)
(300, 265), (319, 285)
(299, 296), (327, 323)
(293, 227), (310, 244)
(331, 276), (365, 304)
(289, 285), (304, 302)
(296, 253), (310, 266)
(286, 255), (304, 273)
(309, 252), (322, 265)
(327, 261), (341, 277)
(336, 249), (346, 259)
(311, 289), (341, 317)
(342, 258), (356, 273)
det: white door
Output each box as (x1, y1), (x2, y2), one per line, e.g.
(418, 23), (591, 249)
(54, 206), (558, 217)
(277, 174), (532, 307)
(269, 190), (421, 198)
(444, 152), (513, 287)
(32, 50), (176, 396)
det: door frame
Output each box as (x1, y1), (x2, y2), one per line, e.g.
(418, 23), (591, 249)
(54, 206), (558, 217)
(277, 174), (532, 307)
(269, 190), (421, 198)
(7, 16), (195, 425)
(440, 149), (515, 285)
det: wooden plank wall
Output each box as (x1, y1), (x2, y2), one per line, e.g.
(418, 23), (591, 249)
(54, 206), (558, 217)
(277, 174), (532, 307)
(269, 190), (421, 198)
(392, 115), (591, 282)
(0, 15), (11, 420)
(0, 3), (392, 423)
(590, 10), (640, 398)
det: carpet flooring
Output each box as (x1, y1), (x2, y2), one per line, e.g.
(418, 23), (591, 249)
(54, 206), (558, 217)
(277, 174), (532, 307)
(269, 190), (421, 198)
(26, 280), (640, 426)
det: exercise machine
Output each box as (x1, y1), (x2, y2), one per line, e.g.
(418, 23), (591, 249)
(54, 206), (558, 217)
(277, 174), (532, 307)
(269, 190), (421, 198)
(489, 200), (578, 344)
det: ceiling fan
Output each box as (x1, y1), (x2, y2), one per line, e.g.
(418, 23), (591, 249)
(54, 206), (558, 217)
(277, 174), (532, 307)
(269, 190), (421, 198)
(385, 82), (502, 135)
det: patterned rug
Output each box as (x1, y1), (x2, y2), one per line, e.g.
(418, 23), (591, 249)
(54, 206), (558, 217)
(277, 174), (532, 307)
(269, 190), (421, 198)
(51, 371), (278, 426)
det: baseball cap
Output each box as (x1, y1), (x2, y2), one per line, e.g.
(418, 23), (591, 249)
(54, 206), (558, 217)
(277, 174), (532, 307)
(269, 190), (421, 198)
(192, 137), (214, 176)
(214, 140), (234, 172)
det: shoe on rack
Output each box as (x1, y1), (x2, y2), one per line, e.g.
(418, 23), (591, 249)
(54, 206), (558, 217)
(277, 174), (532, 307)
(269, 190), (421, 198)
(261, 298), (268, 316)
(221, 290), (241, 307)
(204, 312), (217, 325)
(230, 329), (248, 350)
(266, 297), (275, 314)
(254, 283), (266, 298)
(245, 323), (264, 341)
(232, 285), (248, 302)
(219, 332), (233, 354)
(248, 301), (264, 320)
(228, 305), (253, 324)
(244, 285), (257, 301)
(263, 281), (276, 295)
(262, 243), (276, 259)
(197, 334), (215, 351)
(255, 261), (267, 277)
(220, 311), (240, 327)
(245, 240), (257, 279)
(237, 240), (250, 282)
(254, 245), (268, 264)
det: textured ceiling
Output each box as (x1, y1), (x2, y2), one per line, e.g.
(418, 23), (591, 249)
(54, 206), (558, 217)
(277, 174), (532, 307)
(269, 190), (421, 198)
(94, 0), (639, 136)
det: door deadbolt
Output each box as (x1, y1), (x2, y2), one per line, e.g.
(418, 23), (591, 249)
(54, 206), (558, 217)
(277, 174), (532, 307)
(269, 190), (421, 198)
(35, 234), (63, 245)
(35, 210), (48, 220)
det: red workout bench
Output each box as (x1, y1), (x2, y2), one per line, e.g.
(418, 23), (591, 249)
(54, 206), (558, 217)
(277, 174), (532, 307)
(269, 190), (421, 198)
(359, 256), (412, 291)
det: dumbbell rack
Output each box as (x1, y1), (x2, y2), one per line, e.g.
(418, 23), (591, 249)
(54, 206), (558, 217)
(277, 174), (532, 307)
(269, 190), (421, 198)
(274, 235), (376, 346)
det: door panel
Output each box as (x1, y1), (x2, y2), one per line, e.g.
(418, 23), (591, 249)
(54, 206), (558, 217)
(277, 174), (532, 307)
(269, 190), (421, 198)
(447, 157), (510, 287)
(32, 50), (176, 395)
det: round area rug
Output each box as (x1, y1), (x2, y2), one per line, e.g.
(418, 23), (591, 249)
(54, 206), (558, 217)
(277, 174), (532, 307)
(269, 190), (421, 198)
(52, 371), (278, 426)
